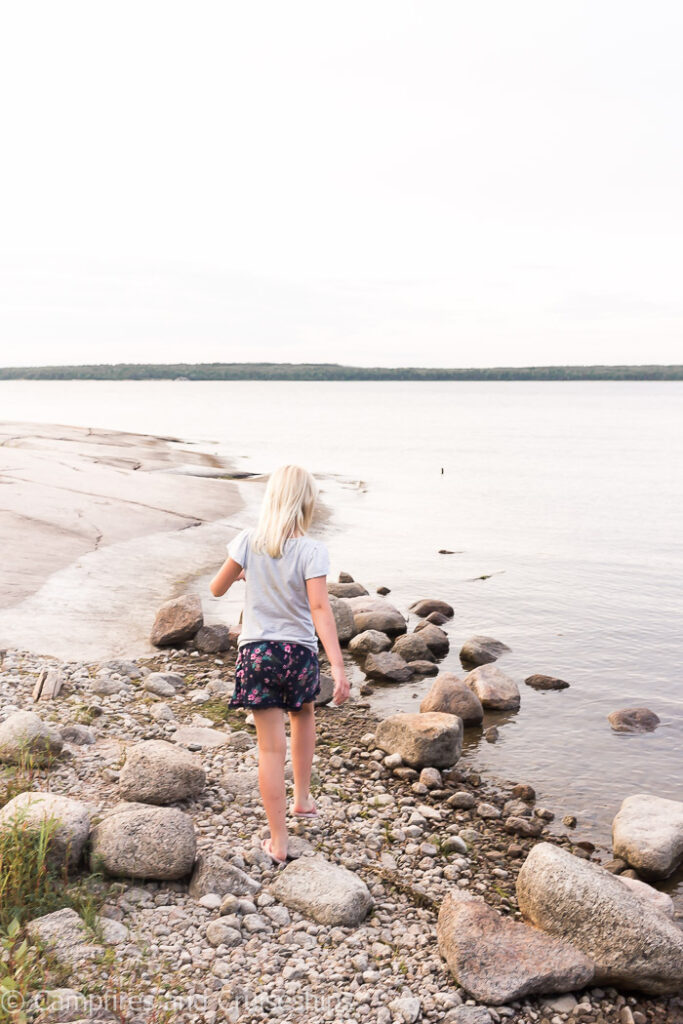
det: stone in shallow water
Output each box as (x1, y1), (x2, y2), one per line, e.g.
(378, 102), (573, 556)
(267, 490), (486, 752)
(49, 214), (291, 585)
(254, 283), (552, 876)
(364, 651), (413, 683)
(409, 598), (454, 618)
(612, 792), (683, 878)
(269, 854), (373, 926)
(391, 632), (436, 663)
(524, 673), (570, 690)
(459, 635), (511, 667)
(347, 595), (407, 637)
(607, 707), (660, 733)
(463, 664), (520, 711)
(420, 673), (483, 725)
(437, 889), (594, 1004)
(349, 629), (392, 657)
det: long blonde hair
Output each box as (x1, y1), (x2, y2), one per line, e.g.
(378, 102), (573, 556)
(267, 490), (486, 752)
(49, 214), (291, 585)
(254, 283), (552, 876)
(252, 465), (319, 557)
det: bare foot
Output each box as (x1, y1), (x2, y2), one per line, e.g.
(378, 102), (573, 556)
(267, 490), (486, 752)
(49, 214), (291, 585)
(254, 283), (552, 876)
(292, 795), (318, 817)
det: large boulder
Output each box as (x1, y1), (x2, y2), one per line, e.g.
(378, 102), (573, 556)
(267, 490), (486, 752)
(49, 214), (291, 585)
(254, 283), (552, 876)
(607, 708), (660, 734)
(459, 636), (511, 667)
(420, 674), (484, 726)
(346, 596), (407, 637)
(89, 802), (196, 880)
(0, 710), (63, 765)
(0, 792), (90, 870)
(348, 630), (392, 657)
(327, 581), (368, 598)
(409, 599), (454, 619)
(612, 794), (683, 879)
(516, 842), (683, 995)
(328, 595), (357, 644)
(150, 593), (203, 646)
(412, 622), (449, 657)
(270, 854), (373, 926)
(375, 712), (463, 768)
(463, 664), (520, 711)
(391, 633), (436, 663)
(119, 739), (206, 804)
(363, 652), (413, 683)
(437, 890), (594, 1004)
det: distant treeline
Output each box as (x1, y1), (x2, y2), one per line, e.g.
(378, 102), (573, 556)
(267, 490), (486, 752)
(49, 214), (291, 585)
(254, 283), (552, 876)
(1, 362), (682, 381)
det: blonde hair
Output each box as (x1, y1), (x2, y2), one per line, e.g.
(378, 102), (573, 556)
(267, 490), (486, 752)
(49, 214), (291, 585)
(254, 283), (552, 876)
(252, 465), (319, 558)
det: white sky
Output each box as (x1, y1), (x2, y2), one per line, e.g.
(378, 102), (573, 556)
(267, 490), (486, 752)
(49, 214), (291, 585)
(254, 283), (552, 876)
(1, 1), (682, 368)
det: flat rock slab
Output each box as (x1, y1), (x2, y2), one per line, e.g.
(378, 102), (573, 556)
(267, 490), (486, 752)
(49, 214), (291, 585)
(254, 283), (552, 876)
(612, 793), (683, 879)
(459, 635), (511, 667)
(375, 712), (463, 768)
(437, 890), (594, 1004)
(608, 708), (660, 733)
(189, 851), (261, 898)
(463, 664), (520, 711)
(173, 726), (231, 748)
(516, 841), (683, 995)
(270, 854), (373, 926)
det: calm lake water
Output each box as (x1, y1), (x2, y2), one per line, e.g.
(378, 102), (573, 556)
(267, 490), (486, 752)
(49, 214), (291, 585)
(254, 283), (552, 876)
(1, 380), (682, 892)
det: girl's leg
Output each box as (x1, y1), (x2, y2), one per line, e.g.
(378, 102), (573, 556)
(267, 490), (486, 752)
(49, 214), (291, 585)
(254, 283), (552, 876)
(288, 701), (316, 813)
(252, 707), (288, 859)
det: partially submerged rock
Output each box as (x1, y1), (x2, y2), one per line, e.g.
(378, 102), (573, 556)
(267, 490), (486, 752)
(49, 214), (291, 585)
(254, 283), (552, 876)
(459, 636), (511, 667)
(363, 651), (413, 683)
(348, 629), (392, 657)
(612, 793), (683, 879)
(412, 622), (449, 657)
(119, 739), (206, 804)
(409, 598), (454, 619)
(607, 708), (660, 733)
(437, 889), (594, 1004)
(90, 802), (196, 880)
(525, 674), (570, 690)
(347, 595), (407, 637)
(516, 842), (683, 995)
(0, 791), (90, 870)
(463, 664), (520, 711)
(327, 581), (368, 598)
(328, 594), (357, 644)
(420, 673), (484, 726)
(270, 854), (373, 926)
(375, 712), (463, 768)
(391, 633), (436, 663)
(150, 593), (203, 647)
(0, 710), (63, 765)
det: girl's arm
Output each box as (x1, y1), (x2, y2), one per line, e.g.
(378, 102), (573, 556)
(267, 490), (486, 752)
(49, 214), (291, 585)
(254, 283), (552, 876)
(306, 575), (351, 705)
(210, 558), (245, 598)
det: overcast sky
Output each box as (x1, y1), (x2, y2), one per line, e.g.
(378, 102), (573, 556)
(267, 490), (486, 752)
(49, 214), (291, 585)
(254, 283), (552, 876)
(1, 1), (682, 368)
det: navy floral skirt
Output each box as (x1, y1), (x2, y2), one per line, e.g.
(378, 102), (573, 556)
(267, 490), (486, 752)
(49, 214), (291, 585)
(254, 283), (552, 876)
(229, 640), (320, 711)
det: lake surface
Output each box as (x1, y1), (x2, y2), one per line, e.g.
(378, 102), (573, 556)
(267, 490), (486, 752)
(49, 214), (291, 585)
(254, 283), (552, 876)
(1, 379), (682, 891)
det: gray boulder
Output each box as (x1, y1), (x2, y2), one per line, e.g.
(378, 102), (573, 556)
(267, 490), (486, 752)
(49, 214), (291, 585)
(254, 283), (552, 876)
(407, 660), (440, 677)
(89, 802), (196, 880)
(346, 595), (407, 637)
(60, 723), (96, 744)
(463, 664), (520, 711)
(143, 671), (183, 697)
(270, 854), (373, 926)
(328, 594), (357, 643)
(348, 629), (392, 657)
(364, 651), (413, 683)
(119, 739), (206, 804)
(26, 908), (104, 966)
(612, 793), (683, 879)
(608, 708), (660, 734)
(391, 633), (436, 663)
(0, 791), (90, 870)
(0, 710), (63, 765)
(409, 599), (454, 619)
(459, 635), (511, 667)
(437, 889), (594, 1004)
(412, 622), (449, 656)
(327, 581), (368, 598)
(150, 593), (203, 646)
(189, 851), (260, 898)
(375, 712), (463, 768)
(315, 673), (334, 706)
(420, 673), (484, 726)
(516, 841), (683, 995)
(194, 624), (233, 652)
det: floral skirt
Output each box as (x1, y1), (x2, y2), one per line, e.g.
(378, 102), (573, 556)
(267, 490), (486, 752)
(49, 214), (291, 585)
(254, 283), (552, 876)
(229, 640), (320, 711)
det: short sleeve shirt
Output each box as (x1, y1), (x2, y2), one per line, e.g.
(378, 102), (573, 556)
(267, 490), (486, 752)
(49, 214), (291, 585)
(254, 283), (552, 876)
(226, 528), (330, 652)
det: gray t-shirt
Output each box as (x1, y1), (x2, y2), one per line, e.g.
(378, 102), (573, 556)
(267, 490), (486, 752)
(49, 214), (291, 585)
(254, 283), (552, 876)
(226, 527), (330, 653)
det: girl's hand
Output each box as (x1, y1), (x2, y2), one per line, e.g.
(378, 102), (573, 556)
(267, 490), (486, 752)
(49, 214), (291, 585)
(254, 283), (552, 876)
(331, 666), (351, 705)
(237, 569), (246, 581)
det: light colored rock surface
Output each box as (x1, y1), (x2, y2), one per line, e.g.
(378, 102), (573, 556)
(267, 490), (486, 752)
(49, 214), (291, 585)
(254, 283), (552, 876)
(0, 791), (90, 870)
(348, 629), (392, 657)
(608, 708), (661, 733)
(391, 633), (436, 663)
(437, 889), (594, 1004)
(25, 908), (104, 965)
(375, 712), (463, 768)
(463, 664), (520, 711)
(420, 673), (484, 725)
(270, 854), (373, 926)
(90, 801), (196, 880)
(612, 793), (683, 879)
(189, 851), (261, 897)
(328, 594), (357, 643)
(516, 841), (683, 995)
(151, 593), (203, 646)
(119, 739), (206, 804)
(173, 725), (230, 748)
(327, 581), (368, 598)
(459, 635), (511, 666)
(0, 709), (63, 764)
(615, 874), (675, 917)
(346, 595), (407, 637)
(364, 651), (413, 683)
(143, 671), (182, 697)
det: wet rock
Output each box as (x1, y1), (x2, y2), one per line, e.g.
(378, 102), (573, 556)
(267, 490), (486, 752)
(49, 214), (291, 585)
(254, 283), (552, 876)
(376, 585), (391, 595)
(150, 593), (203, 647)
(90, 802), (196, 880)
(347, 595), (407, 637)
(364, 651), (413, 683)
(484, 726), (499, 743)
(328, 594), (357, 643)
(0, 791), (90, 870)
(437, 889), (594, 1004)
(194, 624), (233, 653)
(0, 710), (63, 765)
(608, 708), (661, 733)
(407, 660), (440, 676)
(516, 841), (683, 995)
(392, 633), (436, 663)
(189, 852), (261, 898)
(463, 664), (520, 711)
(412, 622), (450, 656)
(612, 793), (683, 879)
(459, 636), (511, 667)
(272, 855), (372, 927)
(119, 739), (206, 804)
(375, 712), (463, 768)
(525, 674), (570, 690)
(409, 599), (454, 619)
(419, 674), (484, 725)
(327, 581), (368, 598)
(348, 629), (392, 657)
(425, 610), (449, 625)
(511, 783), (536, 802)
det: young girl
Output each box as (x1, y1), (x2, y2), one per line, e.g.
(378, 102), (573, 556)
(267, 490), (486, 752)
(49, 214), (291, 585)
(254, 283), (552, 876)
(209, 464), (351, 864)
